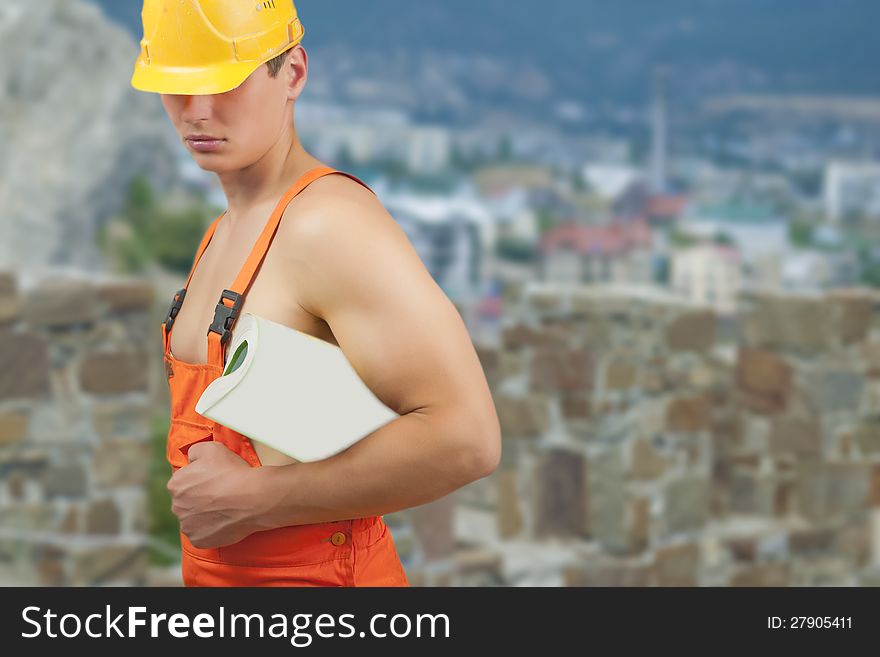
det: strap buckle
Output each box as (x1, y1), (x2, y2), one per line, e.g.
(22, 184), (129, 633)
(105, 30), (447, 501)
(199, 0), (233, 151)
(208, 289), (243, 346)
(164, 288), (186, 332)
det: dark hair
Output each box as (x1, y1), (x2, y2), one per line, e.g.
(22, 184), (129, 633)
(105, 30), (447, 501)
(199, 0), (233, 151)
(266, 46), (294, 77)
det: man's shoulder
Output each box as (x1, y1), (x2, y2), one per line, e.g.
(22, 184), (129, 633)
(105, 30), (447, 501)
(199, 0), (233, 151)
(273, 171), (408, 314)
(276, 170), (406, 256)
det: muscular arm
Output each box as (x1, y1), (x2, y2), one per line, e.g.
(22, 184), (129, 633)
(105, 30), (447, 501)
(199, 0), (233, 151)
(252, 176), (501, 528)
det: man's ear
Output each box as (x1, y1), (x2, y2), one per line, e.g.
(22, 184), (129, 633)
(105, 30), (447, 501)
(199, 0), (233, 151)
(286, 46), (307, 100)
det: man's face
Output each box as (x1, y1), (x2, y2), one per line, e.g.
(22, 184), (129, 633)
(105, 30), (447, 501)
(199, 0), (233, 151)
(159, 52), (295, 172)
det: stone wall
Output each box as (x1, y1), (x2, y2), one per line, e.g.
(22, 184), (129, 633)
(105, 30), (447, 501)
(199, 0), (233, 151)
(8, 268), (876, 587)
(421, 282), (880, 586)
(0, 270), (157, 585)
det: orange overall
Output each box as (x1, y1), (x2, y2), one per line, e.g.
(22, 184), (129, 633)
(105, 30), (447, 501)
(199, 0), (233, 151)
(160, 165), (410, 587)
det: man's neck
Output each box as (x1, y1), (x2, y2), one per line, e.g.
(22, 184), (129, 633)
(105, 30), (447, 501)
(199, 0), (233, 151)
(216, 129), (323, 230)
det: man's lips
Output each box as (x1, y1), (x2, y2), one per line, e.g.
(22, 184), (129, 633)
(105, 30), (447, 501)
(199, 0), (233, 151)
(185, 135), (225, 152)
(186, 134), (223, 141)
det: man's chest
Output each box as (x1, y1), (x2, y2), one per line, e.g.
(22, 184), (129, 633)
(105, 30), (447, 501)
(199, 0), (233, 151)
(167, 232), (336, 367)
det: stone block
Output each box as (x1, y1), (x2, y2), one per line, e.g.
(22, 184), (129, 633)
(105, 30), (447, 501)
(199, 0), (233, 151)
(412, 494), (456, 562)
(854, 418), (880, 455)
(802, 369), (864, 416)
(730, 562), (789, 586)
(665, 310), (716, 353)
(828, 288), (874, 343)
(91, 401), (153, 440)
(795, 461), (871, 521)
(41, 462), (88, 497)
(532, 448), (588, 538)
(654, 541), (700, 586)
(728, 468), (788, 517)
(85, 498), (122, 534)
(788, 525), (837, 557)
(586, 447), (627, 552)
(560, 392), (592, 420)
(736, 348), (792, 414)
(630, 436), (670, 480)
(563, 557), (653, 587)
(496, 468), (523, 538)
(93, 438), (150, 488)
(861, 342), (880, 378)
(495, 393), (550, 439)
(604, 355), (638, 391)
(96, 280), (155, 313)
(769, 414), (822, 457)
(70, 544), (148, 586)
(0, 271), (21, 324)
(0, 411), (29, 446)
(627, 495), (651, 552)
(530, 345), (593, 392)
(663, 475), (710, 535)
(79, 350), (150, 395)
(746, 294), (836, 352)
(665, 394), (712, 433)
(0, 330), (51, 401)
(22, 278), (100, 328)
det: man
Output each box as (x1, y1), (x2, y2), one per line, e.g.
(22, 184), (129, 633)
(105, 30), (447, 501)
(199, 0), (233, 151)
(131, 1), (500, 586)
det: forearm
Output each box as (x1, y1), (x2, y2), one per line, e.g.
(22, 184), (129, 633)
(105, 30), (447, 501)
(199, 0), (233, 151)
(251, 410), (490, 529)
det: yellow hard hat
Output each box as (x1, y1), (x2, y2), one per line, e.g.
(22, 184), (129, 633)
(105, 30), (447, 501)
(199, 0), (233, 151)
(131, 0), (304, 95)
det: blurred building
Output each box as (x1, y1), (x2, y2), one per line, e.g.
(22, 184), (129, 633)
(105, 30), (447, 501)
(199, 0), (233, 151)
(781, 249), (862, 292)
(406, 125), (452, 174)
(670, 241), (742, 315)
(823, 160), (880, 223)
(678, 202), (788, 292)
(582, 163), (642, 201)
(537, 217), (653, 284)
(384, 191), (489, 300)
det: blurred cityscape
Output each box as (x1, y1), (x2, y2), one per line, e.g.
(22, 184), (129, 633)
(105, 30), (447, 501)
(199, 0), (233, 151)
(1, 0), (880, 586)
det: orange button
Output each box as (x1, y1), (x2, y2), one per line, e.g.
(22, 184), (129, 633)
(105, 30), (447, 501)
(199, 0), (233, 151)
(330, 531), (347, 546)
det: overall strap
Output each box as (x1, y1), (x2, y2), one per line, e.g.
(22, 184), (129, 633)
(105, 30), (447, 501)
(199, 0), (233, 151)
(205, 166), (374, 367)
(161, 211), (226, 354)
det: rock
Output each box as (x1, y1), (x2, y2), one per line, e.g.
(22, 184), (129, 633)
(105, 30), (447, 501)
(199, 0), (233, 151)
(495, 393), (550, 439)
(0, 271), (21, 324)
(0, 410), (29, 446)
(41, 463), (88, 497)
(665, 310), (716, 353)
(496, 469), (523, 538)
(663, 475), (710, 535)
(532, 448), (588, 538)
(665, 395), (712, 432)
(654, 541), (700, 586)
(530, 345), (593, 392)
(0, 0), (178, 274)
(736, 348), (792, 414)
(79, 350), (150, 395)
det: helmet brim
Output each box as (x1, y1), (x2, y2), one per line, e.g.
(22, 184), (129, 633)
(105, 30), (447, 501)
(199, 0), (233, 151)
(131, 59), (260, 95)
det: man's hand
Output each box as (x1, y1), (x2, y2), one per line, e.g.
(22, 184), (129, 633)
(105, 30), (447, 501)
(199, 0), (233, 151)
(166, 441), (268, 549)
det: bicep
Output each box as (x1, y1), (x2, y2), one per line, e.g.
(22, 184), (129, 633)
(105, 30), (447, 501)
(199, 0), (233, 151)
(289, 196), (493, 423)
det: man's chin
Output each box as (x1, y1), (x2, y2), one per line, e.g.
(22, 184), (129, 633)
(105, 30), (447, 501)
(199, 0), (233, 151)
(193, 158), (231, 173)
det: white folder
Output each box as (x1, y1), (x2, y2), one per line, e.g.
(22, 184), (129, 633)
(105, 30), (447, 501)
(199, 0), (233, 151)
(195, 312), (399, 462)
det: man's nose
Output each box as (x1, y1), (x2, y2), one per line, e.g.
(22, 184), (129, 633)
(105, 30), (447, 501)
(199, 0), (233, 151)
(180, 94), (215, 122)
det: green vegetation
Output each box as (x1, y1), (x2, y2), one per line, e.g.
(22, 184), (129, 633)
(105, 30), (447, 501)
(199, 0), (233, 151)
(668, 228), (697, 248)
(495, 235), (535, 263)
(148, 412), (181, 566)
(97, 175), (217, 276)
(536, 208), (557, 234)
(857, 244), (880, 289)
(713, 231), (734, 246)
(788, 219), (814, 248)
